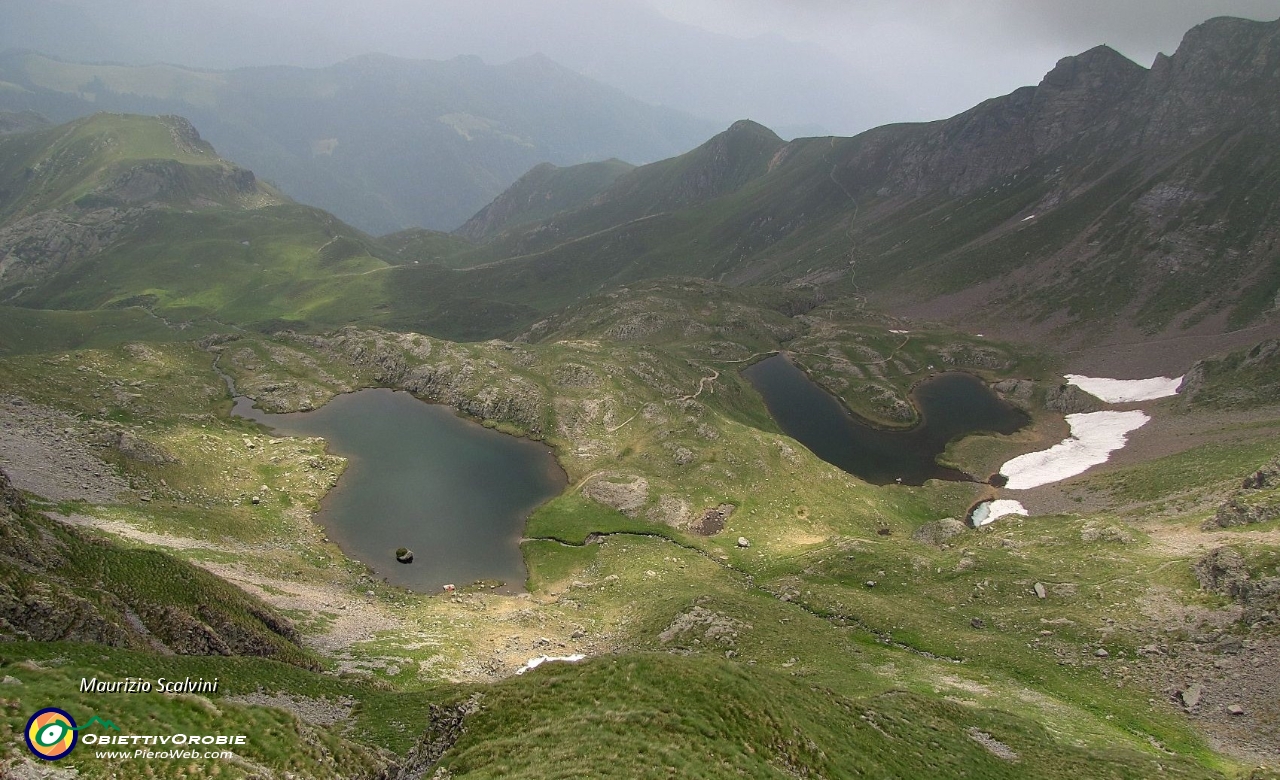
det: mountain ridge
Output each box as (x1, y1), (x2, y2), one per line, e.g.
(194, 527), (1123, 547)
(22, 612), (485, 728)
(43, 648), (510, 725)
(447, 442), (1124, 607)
(450, 15), (1280, 355)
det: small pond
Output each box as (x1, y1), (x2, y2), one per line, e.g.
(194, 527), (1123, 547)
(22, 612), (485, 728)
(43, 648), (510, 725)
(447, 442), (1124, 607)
(742, 354), (1028, 486)
(232, 389), (566, 592)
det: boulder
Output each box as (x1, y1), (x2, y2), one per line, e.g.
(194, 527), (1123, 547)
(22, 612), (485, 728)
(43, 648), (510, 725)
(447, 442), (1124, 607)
(1044, 383), (1102, 414)
(912, 518), (967, 546)
(1193, 547), (1249, 599)
(395, 547), (414, 564)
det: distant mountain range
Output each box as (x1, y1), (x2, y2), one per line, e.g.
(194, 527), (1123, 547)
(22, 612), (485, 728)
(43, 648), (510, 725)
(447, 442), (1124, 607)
(452, 16), (1280, 347)
(1, 16), (1277, 355)
(0, 50), (719, 233)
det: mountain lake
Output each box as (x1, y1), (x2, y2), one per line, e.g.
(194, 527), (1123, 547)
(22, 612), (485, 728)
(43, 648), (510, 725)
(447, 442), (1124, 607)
(232, 388), (566, 592)
(742, 354), (1029, 486)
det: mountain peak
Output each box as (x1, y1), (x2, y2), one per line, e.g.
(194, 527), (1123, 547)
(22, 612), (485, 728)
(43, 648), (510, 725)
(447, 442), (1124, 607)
(1039, 45), (1145, 92)
(720, 119), (783, 143)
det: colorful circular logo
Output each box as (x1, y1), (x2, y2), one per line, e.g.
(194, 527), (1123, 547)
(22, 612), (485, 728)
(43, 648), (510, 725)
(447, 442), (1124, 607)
(24, 708), (78, 761)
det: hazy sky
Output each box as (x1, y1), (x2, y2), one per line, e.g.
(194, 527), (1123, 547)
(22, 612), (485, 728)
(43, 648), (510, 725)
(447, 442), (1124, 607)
(6, 0), (1280, 135)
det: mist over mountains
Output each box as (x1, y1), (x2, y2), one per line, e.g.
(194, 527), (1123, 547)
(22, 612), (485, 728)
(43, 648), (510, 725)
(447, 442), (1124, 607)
(0, 50), (719, 232)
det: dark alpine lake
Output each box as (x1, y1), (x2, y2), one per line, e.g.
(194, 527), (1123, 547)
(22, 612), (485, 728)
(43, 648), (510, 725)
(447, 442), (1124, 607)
(742, 354), (1028, 486)
(232, 389), (565, 592)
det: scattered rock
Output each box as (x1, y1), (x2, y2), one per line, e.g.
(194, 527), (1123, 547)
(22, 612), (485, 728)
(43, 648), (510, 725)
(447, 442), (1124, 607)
(1080, 524), (1134, 544)
(1226, 704), (1245, 716)
(689, 503), (735, 536)
(737, 537), (751, 548)
(970, 618), (986, 629)
(1194, 547), (1250, 599)
(647, 495), (692, 528)
(659, 606), (750, 647)
(1033, 582), (1047, 599)
(1094, 648), (1110, 658)
(582, 474), (649, 517)
(1205, 455), (1280, 528)
(114, 430), (177, 464)
(967, 728), (1019, 762)
(912, 518), (966, 547)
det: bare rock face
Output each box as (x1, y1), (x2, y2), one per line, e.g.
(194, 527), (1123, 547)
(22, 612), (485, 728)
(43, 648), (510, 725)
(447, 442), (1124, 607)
(993, 379), (1036, 408)
(370, 695), (483, 780)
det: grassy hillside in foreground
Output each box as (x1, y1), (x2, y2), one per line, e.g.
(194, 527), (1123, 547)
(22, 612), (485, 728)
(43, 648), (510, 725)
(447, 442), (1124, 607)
(436, 654), (1220, 780)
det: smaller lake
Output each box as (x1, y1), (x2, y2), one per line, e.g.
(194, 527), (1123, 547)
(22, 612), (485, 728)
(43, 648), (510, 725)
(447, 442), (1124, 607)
(742, 355), (1029, 486)
(233, 389), (566, 592)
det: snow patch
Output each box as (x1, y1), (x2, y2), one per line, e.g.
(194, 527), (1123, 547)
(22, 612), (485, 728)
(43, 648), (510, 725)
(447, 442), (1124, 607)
(1021, 214), (1036, 222)
(970, 500), (1028, 527)
(516, 654), (586, 675)
(1000, 411), (1149, 490)
(890, 329), (909, 335)
(1064, 374), (1183, 403)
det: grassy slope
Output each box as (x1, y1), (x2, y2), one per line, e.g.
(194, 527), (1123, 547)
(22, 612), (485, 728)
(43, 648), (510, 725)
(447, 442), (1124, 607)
(2, 310), (1276, 776)
(439, 654), (1216, 780)
(12, 204), (391, 324)
(0, 113), (227, 220)
(457, 158), (636, 242)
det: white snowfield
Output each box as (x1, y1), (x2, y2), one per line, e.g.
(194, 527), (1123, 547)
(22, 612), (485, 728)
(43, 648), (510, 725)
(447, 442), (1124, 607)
(1064, 374), (1183, 403)
(1000, 410), (1151, 490)
(516, 654), (586, 675)
(970, 499), (1028, 527)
